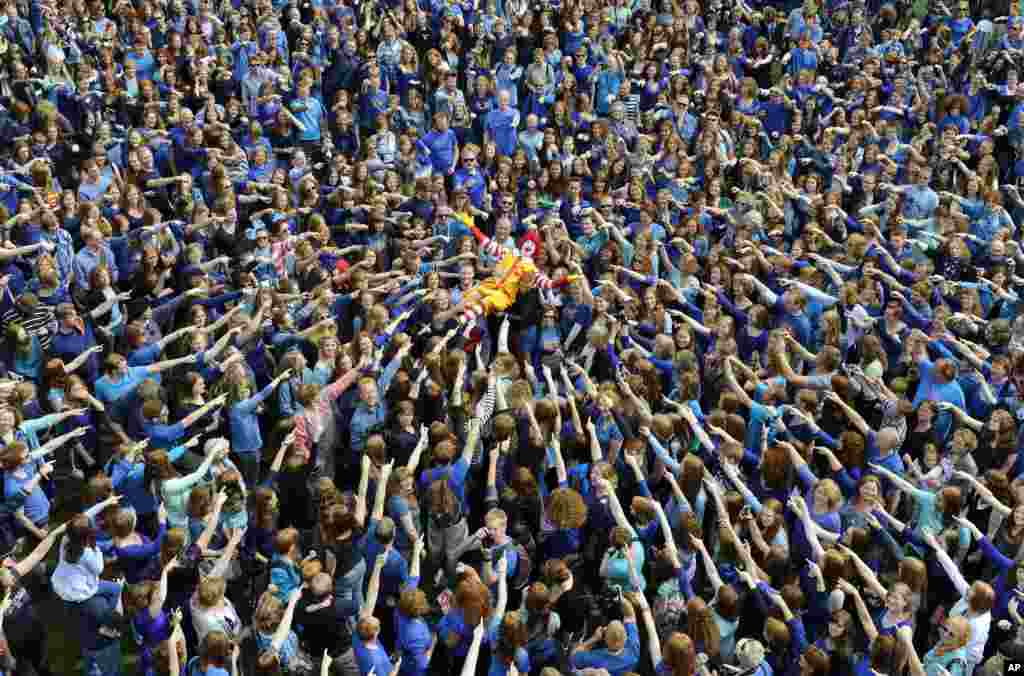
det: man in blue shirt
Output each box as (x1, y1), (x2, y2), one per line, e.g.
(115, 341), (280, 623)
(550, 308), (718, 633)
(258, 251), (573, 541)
(350, 344), (407, 453)
(669, 95), (699, 141)
(418, 111), (458, 176)
(594, 53), (625, 116)
(291, 79), (325, 144)
(484, 90), (520, 158)
(72, 227), (119, 294)
(452, 150), (487, 209)
(95, 351), (195, 423)
(891, 163), (939, 224)
(124, 29), (156, 81)
(479, 508), (519, 588)
(911, 334), (967, 440)
(570, 596), (640, 675)
(50, 304), (104, 384)
(139, 396), (225, 449)
(433, 71), (465, 119)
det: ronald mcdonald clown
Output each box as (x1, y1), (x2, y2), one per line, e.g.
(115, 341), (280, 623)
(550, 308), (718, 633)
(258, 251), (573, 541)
(457, 224), (578, 326)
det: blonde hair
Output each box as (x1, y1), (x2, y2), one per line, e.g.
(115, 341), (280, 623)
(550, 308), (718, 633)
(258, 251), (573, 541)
(197, 576), (227, 608)
(936, 616), (971, 656)
(254, 593), (284, 633)
(604, 620), (627, 652)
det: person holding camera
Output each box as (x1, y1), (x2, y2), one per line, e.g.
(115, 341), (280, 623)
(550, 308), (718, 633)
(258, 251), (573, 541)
(596, 478), (645, 594)
(569, 594), (640, 675)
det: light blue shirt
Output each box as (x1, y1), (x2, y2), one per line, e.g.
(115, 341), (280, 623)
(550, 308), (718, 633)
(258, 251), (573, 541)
(72, 244), (119, 292)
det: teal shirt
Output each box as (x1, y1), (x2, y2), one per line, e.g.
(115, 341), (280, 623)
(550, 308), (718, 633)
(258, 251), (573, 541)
(578, 230), (610, 259)
(605, 540), (645, 592)
(909, 487), (970, 550)
(923, 646), (968, 676)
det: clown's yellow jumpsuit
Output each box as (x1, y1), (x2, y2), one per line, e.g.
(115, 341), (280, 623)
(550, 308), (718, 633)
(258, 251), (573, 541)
(460, 225), (577, 322)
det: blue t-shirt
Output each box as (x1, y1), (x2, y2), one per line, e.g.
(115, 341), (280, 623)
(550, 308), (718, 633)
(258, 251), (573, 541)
(487, 618), (530, 676)
(570, 621), (641, 675)
(745, 401), (779, 451)
(292, 97), (325, 142)
(418, 457), (471, 511)
(604, 540), (646, 592)
(420, 129), (458, 173)
(396, 611), (433, 676)
(125, 49), (156, 81)
(4, 458), (49, 525)
(96, 366), (151, 407)
(438, 608), (475, 657)
(485, 107), (520, 157)
(354, 631), (394, 676)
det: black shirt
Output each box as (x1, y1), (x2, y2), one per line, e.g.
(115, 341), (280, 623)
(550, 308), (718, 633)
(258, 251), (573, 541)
(297, 594), (353, 654)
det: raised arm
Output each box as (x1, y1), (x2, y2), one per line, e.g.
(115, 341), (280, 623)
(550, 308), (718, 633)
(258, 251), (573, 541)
(562, 368), (584, 438)
(361, 552), (387, 618)
(585, 418), (602, 463)
(649, 497), (680, 567)
(147, 353), (198, 375)
(616, 373), (653, 419)
(824, 391), (870, 435)
(677, 404), (715, 453)
(64, 345), (104, 375)
(629, 592), (661, 670)
(150, 557), (178, 619)
(837, 579), (879, 643)
(268, 430), (296, 475)
(837, 543), (887, 597)
(460, 622), (486, 676)
(720, 462), (764, 513)
(897, 626), (926, 676)
(405, 425), (429, 473)
(209, 527), (245, 579)
(923, 529), (969, 596)
(867, 462), (923, 497)
(691, 537), (725, 592)
(21, 409), (83, 437)
(598, 478), (637, 539)
(569, 360), (598, 399)
(493, 556), (510, 619)
(937, 401), (985, 432)
(271, 588), (303, 653)
(551, 432), (568, 487)
(14, 519), (69, 577)
(355, 455), (371, 527)
(371, 461), (394, 522)
(30, 426), (90, 460)
(460, 418), (483, 466)
(776, 349), (823, 389)
(195, 491), (228, 554)
(723, 358), (755, 409)
(790, 495), (825, 562)
(954, 470), (1011, 516)
(162, 443), (221, 495)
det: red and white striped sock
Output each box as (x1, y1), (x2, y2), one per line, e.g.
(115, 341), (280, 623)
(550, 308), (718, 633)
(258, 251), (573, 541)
(461, 310), (479, 337)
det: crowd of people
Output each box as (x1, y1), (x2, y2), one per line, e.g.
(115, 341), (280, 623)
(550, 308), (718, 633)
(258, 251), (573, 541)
(0, 0), (1022, 673)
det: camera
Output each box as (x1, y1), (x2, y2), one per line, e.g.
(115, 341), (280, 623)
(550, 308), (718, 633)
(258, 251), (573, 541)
(594, 585), (625, 622)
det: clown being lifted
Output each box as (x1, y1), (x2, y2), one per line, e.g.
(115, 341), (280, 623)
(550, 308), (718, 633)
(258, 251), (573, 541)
(455, 224), (578, 330)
